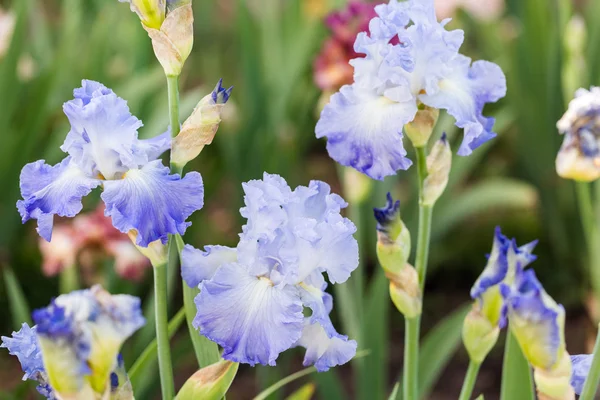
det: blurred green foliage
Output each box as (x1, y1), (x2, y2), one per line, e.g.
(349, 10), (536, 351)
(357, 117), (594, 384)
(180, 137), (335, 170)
(0, 0), (599, 398)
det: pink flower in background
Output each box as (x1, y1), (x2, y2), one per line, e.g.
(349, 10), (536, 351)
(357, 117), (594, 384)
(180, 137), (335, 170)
(314, 1), (377, 91)
(434, 0), (505, 21)
(38, 205), (150, 281)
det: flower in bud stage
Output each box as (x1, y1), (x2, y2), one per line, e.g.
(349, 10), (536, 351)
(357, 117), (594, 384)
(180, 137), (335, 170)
(171, 79), (233, 168)
(119, 0), (165, 29)
(127, 231), (167, 267)
(556, 87), (600, 181)
(404, 106), (440, 148)
(422, 133), (451, 206)
(175, 360), (239, 400)
(343, 167), (373, 204)
(388, 264), (422, 318)
(463, 227), (537, 363)
(501, 269), (574, 400)
(374, 193), (411, 275)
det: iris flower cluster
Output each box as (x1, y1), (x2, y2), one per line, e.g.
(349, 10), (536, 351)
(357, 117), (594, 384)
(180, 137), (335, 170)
(316, 0), (506, 180)
(17, 80), (204, 247)
(1, 286), (144, 399)
(182, 173), (358, 371)
(465, 228), (597, 398)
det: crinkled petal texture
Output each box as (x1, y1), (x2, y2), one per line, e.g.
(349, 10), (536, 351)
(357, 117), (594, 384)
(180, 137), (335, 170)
(0, 323), (45, 381)
(32, 285), (144, 396)
(194, 263), (304, 366)
(62, 80), (144, 180)
(296, 319), (357, 372)
(102, 160), (204, 247)
(570, 354), (592, 395)
(181, 244), (237, 288)
(316, 85), (415, 180)
(501, 269), (565, 370)
(419, 57), (506, 155)
(315, 0), (506, 179)
(17, 157), (101, 241)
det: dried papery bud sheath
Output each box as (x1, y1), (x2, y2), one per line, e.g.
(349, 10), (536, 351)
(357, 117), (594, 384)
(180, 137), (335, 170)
(175, 360), (239, 400)
(422, 133), (452, 206)
(119, 0), (166, 29)
(462, 307), (500, 364)
(144, 3), (193, 77)
(374, 193), (411, 275)
(404, 105), (440, 148)
(388, 264), (422, 318)
(128, 231), (167, 266)
(171, 79), (233, 168)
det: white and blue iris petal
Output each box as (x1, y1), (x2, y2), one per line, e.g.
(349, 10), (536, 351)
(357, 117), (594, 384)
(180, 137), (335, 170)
(102, 160), (204, 246)
(570, 354), (592, 395)
(0, 324), (57, 399)
(193, 262), (304, 366)
(296, 319), (357, 373)
(500, 269), (565, 370)
(17, 157), (101, 241)
(181, 244), (237, 288)
(315, 0), (506, 180)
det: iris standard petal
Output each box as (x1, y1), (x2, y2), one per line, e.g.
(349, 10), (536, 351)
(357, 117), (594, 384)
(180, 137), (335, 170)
(17, 157), (101, 241)
(181, 244), (237, 288)
(137, 130), (172, 161)
(101, 160), (204, 247)
(296, 319), (357, 372)
(316, 84), (416, 180)
(62, 80), (143, 180)
(193, 263), (304, 366)
(419, 57), (506, 156)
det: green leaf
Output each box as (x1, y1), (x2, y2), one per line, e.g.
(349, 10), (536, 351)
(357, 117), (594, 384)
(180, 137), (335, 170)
(500, 332), (534, 400)
(3, 266), (32, 328)
(129, 307), (186, 390)
(284, 383), (316, 400)
(388, 383), (400, 400)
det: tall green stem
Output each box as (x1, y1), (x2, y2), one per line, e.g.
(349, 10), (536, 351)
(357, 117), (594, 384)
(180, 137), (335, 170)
(575, 182), (600, 313)
(458, 361), (481, 400)
(402, 146), (433, 400)
(167, 75), (181, 144)
(154, 262), (175, 399)
(580, 324), (600, 400)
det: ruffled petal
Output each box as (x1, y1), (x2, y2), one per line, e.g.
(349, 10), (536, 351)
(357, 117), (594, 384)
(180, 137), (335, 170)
(61, 80), (143, 180)
(316, 84), (416, 180)
(17, 157), (100, 241)
(181, 244), (237, 288)
(1, 323), (45, 381)
(101, 160), (204, 247)
(570, 354), (592, 395)
(193, 263), (304, 366)
(137, 130), (172, 161)
(296, 319), (357, 372)
(419, 57), (506, 155)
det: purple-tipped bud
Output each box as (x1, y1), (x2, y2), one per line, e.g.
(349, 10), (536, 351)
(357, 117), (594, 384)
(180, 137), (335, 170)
(211, 79), (233, 104)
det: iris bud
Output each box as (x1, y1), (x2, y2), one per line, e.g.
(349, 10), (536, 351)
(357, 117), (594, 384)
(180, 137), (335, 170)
(423, 133), (452, 206)
(462, 307), (500, 364)
(175, 360), (239, 400)
(374, 193), (411, 275)
(128, 231), (167, 267)
(171, 79), (232, 168)
(388, 264), (422, 318)
(534, 351), (575, 400)
(119, 0), (165, 29)
(404, 105), (439, 148)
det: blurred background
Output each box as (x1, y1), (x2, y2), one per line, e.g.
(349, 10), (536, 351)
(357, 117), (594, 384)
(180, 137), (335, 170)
(0, 0), (598, 398)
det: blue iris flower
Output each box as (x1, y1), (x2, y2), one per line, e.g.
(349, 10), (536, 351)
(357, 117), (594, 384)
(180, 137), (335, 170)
(315, 0), (506, 180)
(182, 173), (358, 371)
(17, 80), (204, 247)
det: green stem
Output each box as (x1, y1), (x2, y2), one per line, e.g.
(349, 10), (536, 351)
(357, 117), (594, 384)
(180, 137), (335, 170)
(153, 262), (175, 400)
(402, 146), (433, 400)
(167, 75), (181, 142)
(458, 361), (481, 400)
(575, 182), (600, 314)
(580, 324), (600, 400)
(59, 265), (79, 294)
